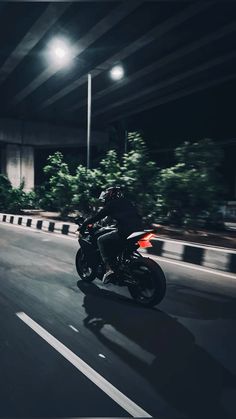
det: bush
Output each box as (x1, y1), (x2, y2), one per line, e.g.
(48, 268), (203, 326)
(39, 136), (225, 229)
(42, 152), (75, 217)
(0, 174), (12, 211)
(156, 139), (224, 228)
(23, 190), (40, 210)
(0, 175), (30, 214)
(72, 165), (101, 216)
(121, 132), (160, 221)
(39, 135), (160, 222)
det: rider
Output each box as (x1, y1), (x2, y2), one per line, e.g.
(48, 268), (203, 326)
(79, 186), (143, 284)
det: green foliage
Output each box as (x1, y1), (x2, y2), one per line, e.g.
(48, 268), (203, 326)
(23, 190), (40, 209)
(39, 136), (160, 221)
(41, 152), (75, 217)
(0, 175), (25, 213)
(38, 135), (224, 229)
(98, 149), (122, 188)
(121, 132), (159, 220)
(157, 139), (224, 227)
(0, 175), (39, 213)
(72, 165), (102, 216)
(0, 174), (12, 211)
(175, 138), (223, 170)
(8, 187), (26, 213)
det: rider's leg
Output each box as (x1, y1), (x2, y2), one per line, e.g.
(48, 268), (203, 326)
(97, 230), (123, 283)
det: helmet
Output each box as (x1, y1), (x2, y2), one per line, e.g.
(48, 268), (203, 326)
(99, 186), (123, 203)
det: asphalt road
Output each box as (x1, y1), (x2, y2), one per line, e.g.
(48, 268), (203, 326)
(0, 222), (236, 419)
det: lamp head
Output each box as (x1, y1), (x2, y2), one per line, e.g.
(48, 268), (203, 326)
(110, 65), (124, 81)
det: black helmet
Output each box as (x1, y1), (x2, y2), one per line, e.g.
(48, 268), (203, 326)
(99, 186), (123, 203)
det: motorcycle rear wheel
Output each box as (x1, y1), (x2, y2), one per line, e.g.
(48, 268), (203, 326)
(75, 249), (96, 282)
(128, 257), (166, 307)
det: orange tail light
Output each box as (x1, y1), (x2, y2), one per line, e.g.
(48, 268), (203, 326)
(138, 233), (155, 248)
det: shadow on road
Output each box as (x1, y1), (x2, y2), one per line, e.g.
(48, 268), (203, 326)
(164, 283), (236, 320)
(77, 280), (236, 419)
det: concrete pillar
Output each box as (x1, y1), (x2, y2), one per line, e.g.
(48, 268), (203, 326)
(5, 144), (21, 188)
(5, 144), (34, 191)
(21, 146), (34, 191)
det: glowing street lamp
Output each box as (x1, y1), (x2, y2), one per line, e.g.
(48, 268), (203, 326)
(48, 38), (124, 169)
(48, 38), (73, 68)
(87, 65), (124, 169)
(110, 65), (125, 81)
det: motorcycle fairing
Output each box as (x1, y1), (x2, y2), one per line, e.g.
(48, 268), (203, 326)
(127, 231), (149, 241)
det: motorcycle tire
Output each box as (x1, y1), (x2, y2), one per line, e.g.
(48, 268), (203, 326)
(75, 249), (96, 282)
(128, 257), (166, 307)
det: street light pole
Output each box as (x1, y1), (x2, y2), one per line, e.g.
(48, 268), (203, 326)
(87, 72), (92, 170)
(86, 65), (124, 169)
(48, 38), (124, 170)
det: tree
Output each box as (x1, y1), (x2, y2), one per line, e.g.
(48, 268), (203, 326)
(0, 174), (12, 211)
(39, 136), (224, 229)
(0, 175), (37, 213)
(122, 132), (160, 221)
(72, 165), (102, 216)
(98, 149), (122, 188)
(72, 135), (161, 221)
(41, 152), (74, 217)
(73, 133), (160, 222)
(157, 139), (224, 227)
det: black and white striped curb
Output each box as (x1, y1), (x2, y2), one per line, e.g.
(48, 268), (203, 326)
(1, 212), (236, 274)
(0, 213), (77, 237)
(146, 238), (236, 274)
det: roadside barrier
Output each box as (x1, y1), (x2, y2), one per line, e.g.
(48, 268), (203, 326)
(146, 238), (236, 274)
(1, 212), (236, 274)
(0, 213), (78, 237)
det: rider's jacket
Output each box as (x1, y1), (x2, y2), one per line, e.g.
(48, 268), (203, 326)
(81, 198), (143, 238)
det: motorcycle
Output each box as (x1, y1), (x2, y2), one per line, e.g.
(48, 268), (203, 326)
(75, 217), (166, 307)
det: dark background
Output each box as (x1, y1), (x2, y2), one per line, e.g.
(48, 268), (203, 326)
(0, 1), (235, 196)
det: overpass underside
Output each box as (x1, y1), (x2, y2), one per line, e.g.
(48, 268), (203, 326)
(0, 118), (108, 191)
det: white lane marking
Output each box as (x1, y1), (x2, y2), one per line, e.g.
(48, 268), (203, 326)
(69, 324), (79, 333)
(152, 237), (236, 253)
(99, 353), (106, 359)
(16, 312), (152, 418)
(150, 255), (236, 280)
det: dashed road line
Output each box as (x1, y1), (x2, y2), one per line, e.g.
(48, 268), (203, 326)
(68, 324), (79, 333)
(16, 311), (152, 418)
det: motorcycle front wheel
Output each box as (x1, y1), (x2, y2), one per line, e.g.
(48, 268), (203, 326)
(75, 249), (96, 282)
(128, 257), (166, 307)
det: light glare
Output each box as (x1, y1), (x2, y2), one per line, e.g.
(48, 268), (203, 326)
(110, 65), (124, 80)
(55, 47), (66, 59)
(48, 38), (73, 68)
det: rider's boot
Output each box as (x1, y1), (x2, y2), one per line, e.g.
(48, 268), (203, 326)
(102, 263), (114, 284)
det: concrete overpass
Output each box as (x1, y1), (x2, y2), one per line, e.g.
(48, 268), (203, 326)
(0, 1), (235, 192)
(0, 118), (108, 191)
